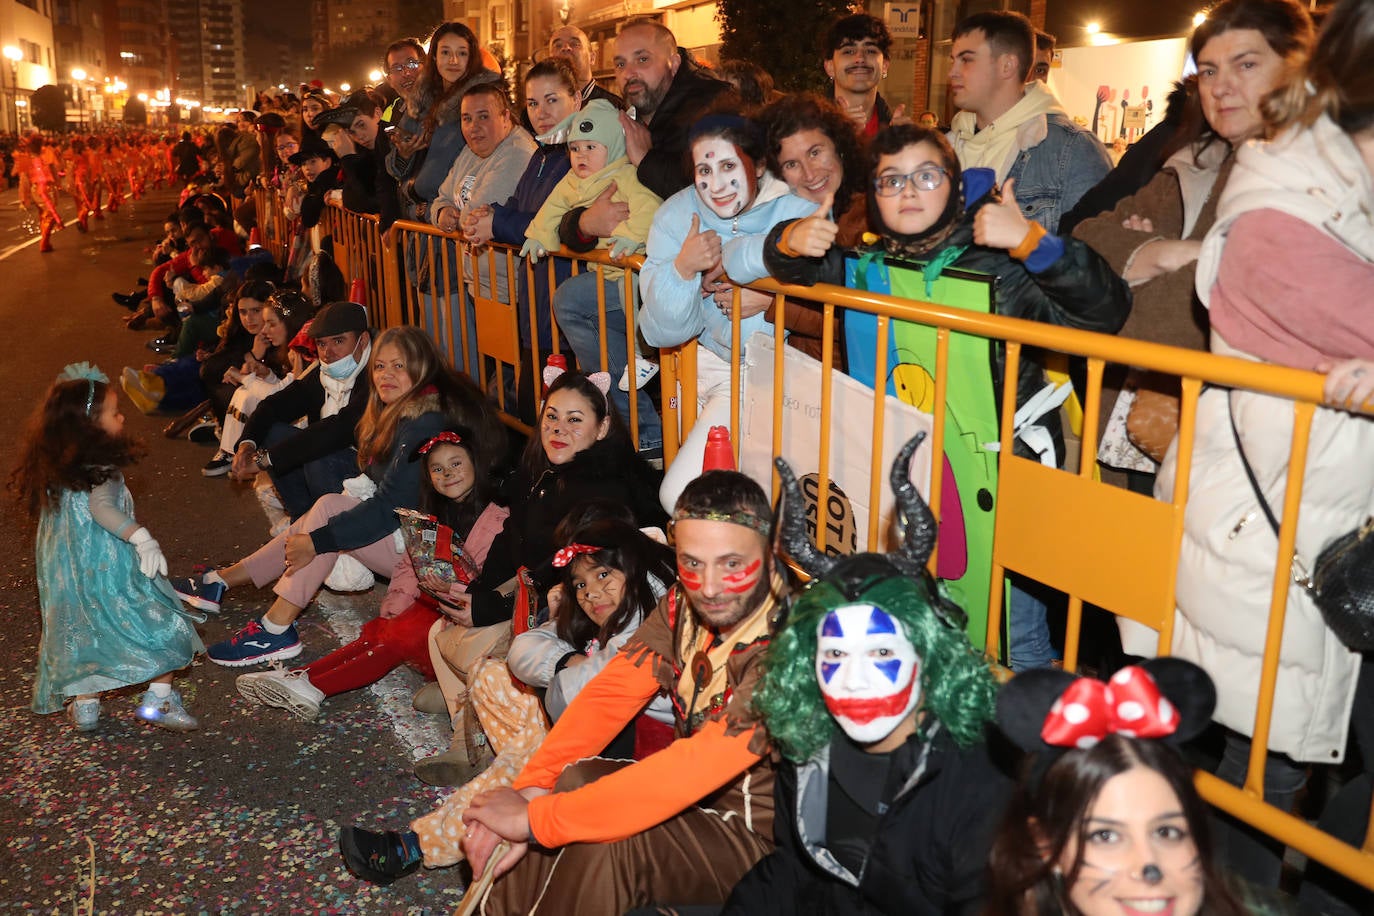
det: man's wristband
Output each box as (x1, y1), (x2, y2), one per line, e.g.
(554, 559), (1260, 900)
(254, 449), (272, 469)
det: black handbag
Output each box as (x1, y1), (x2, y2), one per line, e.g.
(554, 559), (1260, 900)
(1229, 402), (1374, 652)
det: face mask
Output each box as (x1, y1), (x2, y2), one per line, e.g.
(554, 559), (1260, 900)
(816, 604), (922, 744)
(322, 341), (363, 379)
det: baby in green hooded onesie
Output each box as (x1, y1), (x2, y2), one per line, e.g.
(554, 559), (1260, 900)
(522, 99), (662, 268)
(523, 98), (664, 389)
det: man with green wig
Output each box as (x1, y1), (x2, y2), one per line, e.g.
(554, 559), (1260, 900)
(724, 434), (1013, 914)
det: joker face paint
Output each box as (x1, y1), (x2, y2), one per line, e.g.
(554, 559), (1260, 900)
(692, 136), (760, 220)
(816, 604), (922, 745)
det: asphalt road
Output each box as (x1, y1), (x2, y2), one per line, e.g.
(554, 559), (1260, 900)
(0, 187), (468, 913)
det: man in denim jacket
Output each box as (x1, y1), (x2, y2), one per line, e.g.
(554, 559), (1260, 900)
(947, 10), (1109, 233)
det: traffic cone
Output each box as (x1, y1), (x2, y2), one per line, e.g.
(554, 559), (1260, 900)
(702, 426), (736, 472)
(542, 353), (567, 398)
(247, 227), (263, 249)
(348, 277), (366, 307)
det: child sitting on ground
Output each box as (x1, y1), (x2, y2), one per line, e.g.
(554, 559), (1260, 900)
(523, 99), (662, 395)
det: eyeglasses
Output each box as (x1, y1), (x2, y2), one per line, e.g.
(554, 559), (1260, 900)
(388, 60), (422, 75)
(873, 167), (949, 196)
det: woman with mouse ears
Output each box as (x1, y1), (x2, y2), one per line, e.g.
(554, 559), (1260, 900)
(985, 658), (1257, 916)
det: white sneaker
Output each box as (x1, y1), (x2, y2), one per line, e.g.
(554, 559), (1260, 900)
(253, 669), (324, 721)
(618, 357), (660, 392)
(68, 698), (101, 732)
(235, 669), (276, 704)
(324, 554), (375, 593)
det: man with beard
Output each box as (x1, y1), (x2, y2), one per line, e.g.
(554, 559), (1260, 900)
(554, 19), (732, 294)
(459, 470), (784, 913)
(824, 14), (909, 139)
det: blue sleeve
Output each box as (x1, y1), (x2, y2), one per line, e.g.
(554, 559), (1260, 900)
(309, 411), (448, 554)
(720, 195), (819, 284)
(490, 195), (528, 245)
(637, 190), (709, 349)
(1022, 233), (1066, 275)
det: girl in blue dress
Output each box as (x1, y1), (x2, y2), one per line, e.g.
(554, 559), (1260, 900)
(11, 363), (205, 732)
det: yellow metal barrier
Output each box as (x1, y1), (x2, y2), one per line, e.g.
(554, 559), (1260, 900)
(262, 192), (1374, 892)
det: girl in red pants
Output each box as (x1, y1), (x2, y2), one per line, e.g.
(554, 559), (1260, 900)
(235, 428), (509, 719)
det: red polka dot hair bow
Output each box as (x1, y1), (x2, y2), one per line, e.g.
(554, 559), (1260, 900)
(417, 431), (464, 455)
(1040, 666), (1179, 750)
(553, 543), (600, 568)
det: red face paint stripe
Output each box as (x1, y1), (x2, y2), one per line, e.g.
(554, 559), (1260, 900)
(822, 680), (915, 725)
(677, 565), (703, 589)
(721, 558), (762, 594)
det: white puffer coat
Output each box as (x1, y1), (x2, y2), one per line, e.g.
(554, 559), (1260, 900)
(1125, 113), (1374, 763)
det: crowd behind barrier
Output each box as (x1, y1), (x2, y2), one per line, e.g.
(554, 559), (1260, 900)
(256, 186), (1374, 892)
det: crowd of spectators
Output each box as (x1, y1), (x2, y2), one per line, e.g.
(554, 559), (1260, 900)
(14, 0), (1374, 913)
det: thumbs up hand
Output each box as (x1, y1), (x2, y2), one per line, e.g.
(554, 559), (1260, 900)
(674, 213), (722, 280)
(973, 178), (1033, 252)
(782, 191), (839, 258)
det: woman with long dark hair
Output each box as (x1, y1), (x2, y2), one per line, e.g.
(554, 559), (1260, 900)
(986, 661), (1249, 916)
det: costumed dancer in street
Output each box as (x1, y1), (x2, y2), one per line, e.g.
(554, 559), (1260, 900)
(67, 136), (97, 233)
(984, 659), (1253, 916)
(26, 134), (65, 252)
(725, 433), (1012, 914)
(9, 364), (204, 733)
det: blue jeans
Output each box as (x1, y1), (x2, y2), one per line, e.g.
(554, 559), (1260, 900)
(1008, 578), (1057, 671)
(552, 271), (662, 451)
(264, 423), (360, 520)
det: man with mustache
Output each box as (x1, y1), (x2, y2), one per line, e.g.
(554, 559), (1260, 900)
(459, 470), (784, 913)
(824, 14), (909, 139)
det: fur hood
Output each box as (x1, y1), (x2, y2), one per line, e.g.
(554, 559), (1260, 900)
(397, 387), (444, 421)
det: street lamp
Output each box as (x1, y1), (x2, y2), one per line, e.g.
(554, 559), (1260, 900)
(368, 69), (383, 84)
(339, 82), (351, 92)
(3, 46), (21, 134)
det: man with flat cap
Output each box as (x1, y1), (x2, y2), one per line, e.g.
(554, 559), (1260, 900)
(230, 300), (373, 520)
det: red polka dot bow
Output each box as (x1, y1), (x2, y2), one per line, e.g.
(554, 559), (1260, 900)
(553, 543), (600, 568)
(417, 431), (464, 455)
(1040, 666), (1179, 749)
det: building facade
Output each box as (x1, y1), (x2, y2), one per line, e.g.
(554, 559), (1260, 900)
(1, 0), (57, 131)
(167, 0), (245, 107)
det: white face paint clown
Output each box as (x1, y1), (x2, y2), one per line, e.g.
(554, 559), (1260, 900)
(815, 603), (922, 745)
(692, 136), (760, 220)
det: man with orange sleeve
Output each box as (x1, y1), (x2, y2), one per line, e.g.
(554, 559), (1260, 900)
(343, 470), (785, 911)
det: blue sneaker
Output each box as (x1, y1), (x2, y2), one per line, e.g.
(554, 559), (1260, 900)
(207, 618), (302, 667)
(170, 573), (226, 614)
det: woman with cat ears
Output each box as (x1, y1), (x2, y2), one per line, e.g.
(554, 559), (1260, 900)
(987, 659), (1252, 916)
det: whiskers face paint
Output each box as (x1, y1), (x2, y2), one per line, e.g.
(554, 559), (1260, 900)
(1063, 768), (1205, 916)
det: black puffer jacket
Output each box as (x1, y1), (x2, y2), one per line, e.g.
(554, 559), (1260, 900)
(723, 723), (1013, 915)
(633, 48), (734, 200)
(764, 185), (1131, 462)
(465, 435), (666, 627)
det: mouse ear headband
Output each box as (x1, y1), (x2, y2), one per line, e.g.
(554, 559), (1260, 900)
(996, 658), (1216, 757)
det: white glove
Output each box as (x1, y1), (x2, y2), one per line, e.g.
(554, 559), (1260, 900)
(519, 238), (548, 262)
(129, 527), (168, 579)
